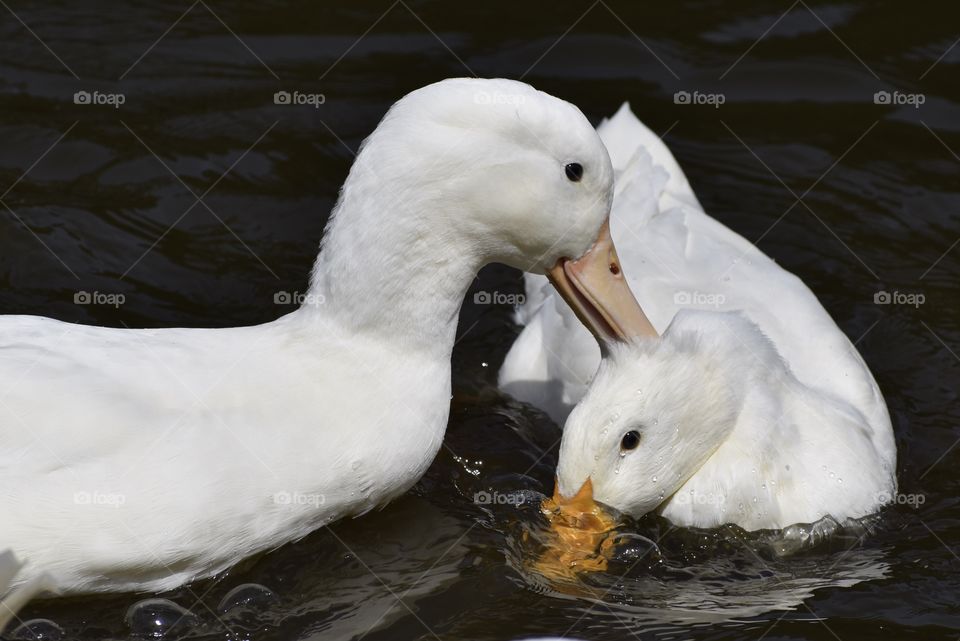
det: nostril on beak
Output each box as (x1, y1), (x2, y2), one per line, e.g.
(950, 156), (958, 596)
(609, 262), (620, 276)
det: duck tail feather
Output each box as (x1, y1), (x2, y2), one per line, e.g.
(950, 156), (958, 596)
(0, 550), (57, 632)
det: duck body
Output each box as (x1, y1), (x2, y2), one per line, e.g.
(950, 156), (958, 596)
(502, 104), (896, 531)
(659, 318), (893, 531)
(0, 310), (449, 593)
(564, 310), (896, 531)
(2, 78), (646, 593)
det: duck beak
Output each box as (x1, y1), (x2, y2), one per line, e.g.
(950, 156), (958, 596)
(543, 477), (617, 532)
(548, 220), (657, 346)
(534, 477), (618, 579)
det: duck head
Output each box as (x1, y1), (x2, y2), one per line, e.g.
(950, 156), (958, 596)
(312, 78), (655, 344)
(555, 311), (760, 518)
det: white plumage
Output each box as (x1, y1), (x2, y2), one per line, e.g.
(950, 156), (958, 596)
(500, 104), (896, 530)
(0, 551), (54, 632)
(0, 78), (623, 593)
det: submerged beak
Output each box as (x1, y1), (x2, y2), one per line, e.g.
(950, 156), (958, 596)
(548, 220), (657, 347)
(543, 477), (617, 533)
(532, 477), (619, 581)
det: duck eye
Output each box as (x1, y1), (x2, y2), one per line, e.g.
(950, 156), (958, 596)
(620, 430), (641, 451)
(565, 163), (583, 182)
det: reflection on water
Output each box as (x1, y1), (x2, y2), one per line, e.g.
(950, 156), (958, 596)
(1, 0), (958, 639)
(560, 547), (890, 630)
(510, 498), (890, 626)
(281, 498), (470, 641)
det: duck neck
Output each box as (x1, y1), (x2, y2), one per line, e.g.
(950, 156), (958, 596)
(303, 182), (483, 358)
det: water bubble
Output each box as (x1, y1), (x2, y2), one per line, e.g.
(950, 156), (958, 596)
(9, 619), (64, 641)
(217, 583), (278, 613)
(652, 476), (658, 483)
(610, 533), (661, 562)
(125, 598), (199, 639)
(738, 503), (744, 511)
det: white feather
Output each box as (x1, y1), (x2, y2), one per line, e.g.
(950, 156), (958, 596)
(0, 550), (55, 632)
(502, 104), (896, 530)
(0, 78), (619, 593)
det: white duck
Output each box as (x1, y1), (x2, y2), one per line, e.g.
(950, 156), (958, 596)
(0, 78), (653, 594)
(500, 104), (897, 531)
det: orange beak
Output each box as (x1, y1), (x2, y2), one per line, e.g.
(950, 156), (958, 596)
(533, 477), (618, 579)
(548, 220), (657, 347)
(542, 477), (617, 533)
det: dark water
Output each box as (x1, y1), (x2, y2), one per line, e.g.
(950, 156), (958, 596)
(1, 0), (958, 639)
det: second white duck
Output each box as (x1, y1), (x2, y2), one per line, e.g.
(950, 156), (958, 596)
(501, 104), (896, 530)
